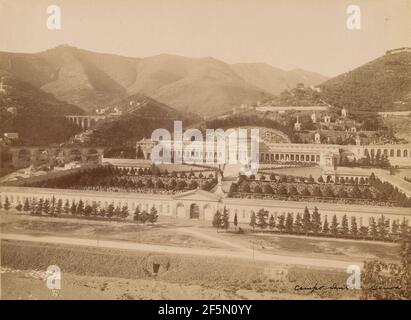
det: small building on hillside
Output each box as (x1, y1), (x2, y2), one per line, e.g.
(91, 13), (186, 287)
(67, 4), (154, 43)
(4, 133), (19, 140)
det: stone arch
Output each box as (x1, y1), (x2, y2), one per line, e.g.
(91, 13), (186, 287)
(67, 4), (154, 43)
(404, 150), (408, 157)
(85, 148), (100, 163)
(390, 149), (394, 157)
(68, 149), (82, 161)
(18, 149), (31, 165)
(176, 203), (185, 219)
(397, 149), (401, 157)
(52, 149), (66, 164)
(190, 203), (200, 219)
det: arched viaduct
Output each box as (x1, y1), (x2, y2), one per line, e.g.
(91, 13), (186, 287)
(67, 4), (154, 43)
(65, 115), (107, 130)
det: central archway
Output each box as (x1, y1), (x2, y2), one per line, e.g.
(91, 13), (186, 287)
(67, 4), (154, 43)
(68, 149), (82, 161)
(190, 203), (200, 219)
(176, 203), (185, 219)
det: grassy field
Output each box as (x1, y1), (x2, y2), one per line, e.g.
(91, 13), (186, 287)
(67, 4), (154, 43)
(1, 211), (399, 263)
(240, 233), (399, 262)
(1, 240), (359, 300)
(0, 213), (223, 249)
(195, 224), (400, 263)
(1, 212), (397, 299)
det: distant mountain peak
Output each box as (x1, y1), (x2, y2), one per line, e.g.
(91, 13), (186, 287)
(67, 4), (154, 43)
(0, 45), (328, 116)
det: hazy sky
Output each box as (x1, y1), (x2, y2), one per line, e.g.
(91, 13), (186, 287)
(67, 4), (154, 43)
(0, 0), (410, 76)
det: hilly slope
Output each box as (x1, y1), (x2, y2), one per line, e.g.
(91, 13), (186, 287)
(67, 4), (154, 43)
(231, 63), (327, 95)
(0, 72), (83, 145)
(87, 94), (198, 148)
(0, 45), (135, 113)
(143, 56), (272, 115)
(0, 46), (327, 116)
(319, 50), (411, 112)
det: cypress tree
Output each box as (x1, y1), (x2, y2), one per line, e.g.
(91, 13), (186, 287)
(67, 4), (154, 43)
(249, 211), (256, 231)
(221, 206), (230, 231)
(285, 213), (294, 233)
(399, 218), (409, 239)
(322, 217), (330, 234)
(91, 202), (99, 216)
(43, 199), (51, 215)
(302, 206), (311, 235)
(70, 201), (77, 215)
(3, 197), (11, 213)
(134, 206), (141, 222)
(114, 205), (122, 218)
(63, 200), (70, 214)
(377, 215), (389, 240)
(30, 199), (37, 215)
(350, 216), (358, 238)
(36, 199), (44, 215)
(77, 200), (85, 215)
(55, 199), (63, 216)
(330, 215), (339, 236)
(268, 214), (276, 230)
(369, 217), (378, 240)
(294, 213), (303, 234)
(50, 196), (56, 215)
(359, 225), (369, 239)
(149, 206), (159, 223)
(23, 198), (30, 212)
(311, 207), (322, 235)
(256, 208), (268, 229)
(120, 205), (129, 220)
(341, 215), (349, 236)
(213, 210), (222, 232)
(277, 214), (285, 233)
(233, 212), (238, 231)
(99, 207), (107, 218)
(391, 220), (400, 240)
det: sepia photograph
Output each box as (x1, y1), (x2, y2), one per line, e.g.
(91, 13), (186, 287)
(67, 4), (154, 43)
(0, 0), (410, 306)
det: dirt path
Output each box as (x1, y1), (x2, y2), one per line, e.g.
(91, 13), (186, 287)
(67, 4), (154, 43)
(0, 232), (362, 270)
(177, 228), (250, 252)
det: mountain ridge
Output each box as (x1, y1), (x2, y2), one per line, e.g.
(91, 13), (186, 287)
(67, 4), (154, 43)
(0, 71), (83, 145)
(0, 45), (328, 115)
(319, 50), (411, 112)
